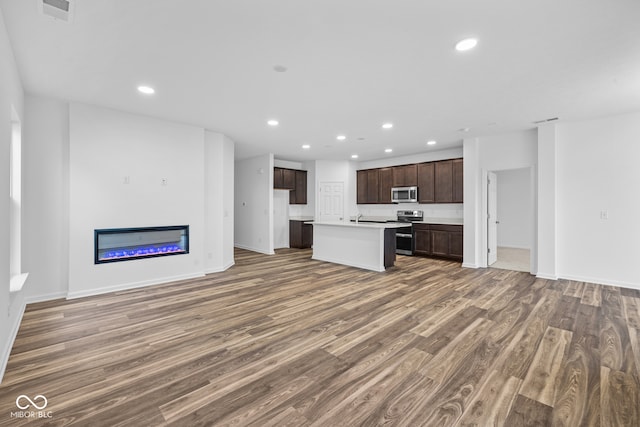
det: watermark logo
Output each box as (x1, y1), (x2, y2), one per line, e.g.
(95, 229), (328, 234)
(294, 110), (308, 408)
(10, 394), (52, 419)
(16, 395), (47, 410)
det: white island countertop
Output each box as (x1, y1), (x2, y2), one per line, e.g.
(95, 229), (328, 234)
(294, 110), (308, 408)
(309, 220), (409, 229)
(416, 217), (463, 226)
(310, 221), (399, 271)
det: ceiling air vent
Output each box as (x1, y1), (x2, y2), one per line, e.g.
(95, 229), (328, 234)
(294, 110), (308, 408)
(39, 0), (75, 23)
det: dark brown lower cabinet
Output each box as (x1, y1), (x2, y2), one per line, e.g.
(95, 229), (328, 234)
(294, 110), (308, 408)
(413, 223), (463, 261)
(290, 220), (313, 249)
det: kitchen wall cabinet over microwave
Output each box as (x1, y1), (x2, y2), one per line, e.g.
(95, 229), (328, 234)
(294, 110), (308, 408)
(357, 158), (463, 205)
(391, 186), (418, 203)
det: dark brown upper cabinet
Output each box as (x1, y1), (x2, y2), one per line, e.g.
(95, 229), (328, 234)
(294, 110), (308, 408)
(392, 164), (418, 187)
(434, 160), (454, 203)
(378, 167), (393, 204)
(452, 158), (463, 203)
(274, 167), (307, 204)
(273, 167), (295, 190)
(417, 162), (435, 203)
(290, 169), (307, 205)
(357, 170), (368, 204)
(357, 169), (381, 204)
(366, 169), (379, 203)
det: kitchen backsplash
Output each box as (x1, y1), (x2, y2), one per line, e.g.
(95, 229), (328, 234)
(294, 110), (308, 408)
(356, 203), (463, 219)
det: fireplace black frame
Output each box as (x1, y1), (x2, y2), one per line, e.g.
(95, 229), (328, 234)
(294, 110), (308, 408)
(94, 225), (189, 264)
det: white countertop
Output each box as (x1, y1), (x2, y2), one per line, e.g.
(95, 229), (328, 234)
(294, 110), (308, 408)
(309, 221), (409, 229)
(416, 217), (464, 225)
(290, 216), (315, 221)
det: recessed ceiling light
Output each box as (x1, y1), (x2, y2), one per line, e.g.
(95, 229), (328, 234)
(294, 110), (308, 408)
(302, 144), (310, 149)
(267, 120), (279, 126)
(382, 123), (393, 129)
(357, 137), (366, 141)
(137, 85), (155, 95)
(351, 154), (358, 159)
(337, 135), (346, 141)
(458, 127), (470, 133)
(427, 140), (437, 146)
(273, 65), (288, 73)
(455, 38), (478, 51)
(385, 148), (393, 153)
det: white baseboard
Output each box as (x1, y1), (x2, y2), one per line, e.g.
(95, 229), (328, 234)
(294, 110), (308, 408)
(536, 273), (558, 280)
(66, 272), (205, 299)
(234, 244), (274, 255)
(25, 292), (68, 305)
(0, 299), (26, 384)
(558, 274), (640, 291)
(204, 260), (235, 275)
(462, 262), (480, 269)
(497, 245), (531, 250)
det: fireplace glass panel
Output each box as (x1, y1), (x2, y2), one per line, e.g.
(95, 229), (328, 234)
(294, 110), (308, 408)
(95, 225), (189, 264)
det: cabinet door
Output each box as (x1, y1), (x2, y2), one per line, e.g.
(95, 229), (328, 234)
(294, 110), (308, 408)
(378, 168), (393, 204)
(417, 162), (435, 203)
(274, 168), (283, 189)
(404, 164), (418, 186)
(289, 221), (302, 248)
(430, 230), (450, 256)
(357, 170), (368, 204)
(413, 225), (431, 256)
(392, 166), (405, 187)
(367, 169), (379, 203)
(302, 223), (313, 248)
(291, 170), (307, 204)
(452, 159), (463, 203)
(435, 160), (454, 203)
(449, 230), (463, 260)
(282, 169), (295, 190)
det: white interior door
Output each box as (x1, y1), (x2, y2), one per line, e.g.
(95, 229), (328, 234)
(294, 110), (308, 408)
(318, 182), (344, 221)
(488, 171), (498, 265)
(273, 190), (289, 248)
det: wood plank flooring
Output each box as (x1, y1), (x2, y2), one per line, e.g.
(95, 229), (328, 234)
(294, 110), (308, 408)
(1, 248), (639, 426)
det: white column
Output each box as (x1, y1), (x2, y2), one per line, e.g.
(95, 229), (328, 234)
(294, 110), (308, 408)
(462, 137), (480, 268)
(537, 123), (557, 279)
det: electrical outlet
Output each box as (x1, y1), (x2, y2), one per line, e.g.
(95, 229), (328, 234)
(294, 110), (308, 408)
(161, 178), (167, 186)
(123, 176), (130, 184)
(600, 210), (608, 220)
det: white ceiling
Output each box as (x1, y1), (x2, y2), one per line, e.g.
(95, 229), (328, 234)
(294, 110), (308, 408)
(2, 0), (639, 161)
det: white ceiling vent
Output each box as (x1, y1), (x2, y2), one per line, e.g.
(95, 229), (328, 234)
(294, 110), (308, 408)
(39, 0), (75, 23)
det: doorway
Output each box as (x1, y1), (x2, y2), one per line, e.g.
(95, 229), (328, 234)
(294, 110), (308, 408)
(487, 168), (533, 273)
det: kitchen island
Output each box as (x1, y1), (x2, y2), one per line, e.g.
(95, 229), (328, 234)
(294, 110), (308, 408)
(309, 221), (408, 272)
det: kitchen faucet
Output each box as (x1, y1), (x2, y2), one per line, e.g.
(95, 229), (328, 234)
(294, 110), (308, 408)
(356, 213), (363, 223)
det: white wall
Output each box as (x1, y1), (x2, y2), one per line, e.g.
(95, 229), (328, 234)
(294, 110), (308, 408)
(556, 112), (640, 288)
(0, 7), (25, 382)
(204, 131), (235, 273)
(537, 123), (557, 279)
(68, 104), (207, 298)
(234, 154), (274, 254)
(496, 168), (532, 249)
(222, 135), (235, 268)
(22, 95), (69, 302)
(463, 129), (538, 269)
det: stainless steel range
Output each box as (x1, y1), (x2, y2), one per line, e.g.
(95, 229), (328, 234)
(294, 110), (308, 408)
(395, 210), (423, 255)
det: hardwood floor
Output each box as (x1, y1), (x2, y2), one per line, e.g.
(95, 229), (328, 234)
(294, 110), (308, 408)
(1, 248), (639, 426)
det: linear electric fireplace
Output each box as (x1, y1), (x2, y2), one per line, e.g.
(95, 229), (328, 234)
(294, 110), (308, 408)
(94, 225), (189, 264)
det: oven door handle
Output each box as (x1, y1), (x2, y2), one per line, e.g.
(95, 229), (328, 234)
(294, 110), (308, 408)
(396, 233), (413, 238)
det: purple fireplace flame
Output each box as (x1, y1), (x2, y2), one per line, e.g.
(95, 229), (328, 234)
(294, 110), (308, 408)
(95, 225), (189, 264)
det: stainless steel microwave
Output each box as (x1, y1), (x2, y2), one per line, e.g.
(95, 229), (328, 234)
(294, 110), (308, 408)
(391, 186), (418, 203)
